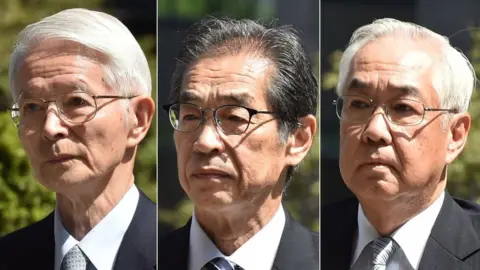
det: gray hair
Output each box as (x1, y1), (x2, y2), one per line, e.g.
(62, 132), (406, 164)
(337, 18), (476, 113)
(9, 8), (151, 101)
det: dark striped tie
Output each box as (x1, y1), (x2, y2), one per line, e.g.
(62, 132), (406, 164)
(201, 257), (243, 270)
(371, 237), (398, 270)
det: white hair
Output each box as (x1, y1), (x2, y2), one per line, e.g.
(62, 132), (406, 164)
(337, 18), (476, 113)
(9, 8), (152, 101)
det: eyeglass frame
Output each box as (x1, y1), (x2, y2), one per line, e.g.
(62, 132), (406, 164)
(333, 94), (458, 126)
(162, 102), (277, 135)
(9, 91), (138, 127)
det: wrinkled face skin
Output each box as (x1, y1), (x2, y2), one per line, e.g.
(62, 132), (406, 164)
(16, 41), (131, 194)
(339, 36), (451, 203)
(174, 53), (289, 213)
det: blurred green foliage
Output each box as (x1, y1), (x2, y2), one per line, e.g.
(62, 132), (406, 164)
(158, 0), (275, 20)
(321, 32), (480, 203)
(158, 0), (319, 231)
(448, 29), (480, 202)
(0, 0), (156, 236)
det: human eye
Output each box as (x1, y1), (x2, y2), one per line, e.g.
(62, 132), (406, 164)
(390, 100), (422, 114)
(346, 97), (371, 109)
(20, 100), (44, 114)
(178, 104), (201, 121)
(64, 95), (89, 107)
(221, 106), (250, 123)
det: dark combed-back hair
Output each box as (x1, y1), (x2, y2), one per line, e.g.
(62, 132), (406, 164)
(170, 16), (318, 185)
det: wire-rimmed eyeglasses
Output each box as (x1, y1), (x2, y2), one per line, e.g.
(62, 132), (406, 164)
(162, 102), (276, 135)
(333, 95), (458, 126)
(9, 91), (137, 127)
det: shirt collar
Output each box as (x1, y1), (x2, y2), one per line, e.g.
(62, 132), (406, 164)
(352, 191), (444, 269)
(54, 183), (139, 270)
(189, 204), (286, 270)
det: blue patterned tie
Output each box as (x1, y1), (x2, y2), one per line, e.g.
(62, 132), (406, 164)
(61, 245), (89, 270)
(371, 237), (398, 270)
(201, 257), (243, 270)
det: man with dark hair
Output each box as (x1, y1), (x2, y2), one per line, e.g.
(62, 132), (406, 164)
(158, 17), (318, 270)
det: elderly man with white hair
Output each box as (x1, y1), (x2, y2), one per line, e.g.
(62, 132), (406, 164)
(322, 18), (480, 270)
(0, 8), (156, 270)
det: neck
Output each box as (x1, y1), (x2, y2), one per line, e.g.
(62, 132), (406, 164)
(56, 162), (135, 240)
(195, 195), (283, 255)
(360, 180), (445, 236)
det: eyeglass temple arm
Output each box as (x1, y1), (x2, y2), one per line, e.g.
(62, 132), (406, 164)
(425, 108), (458, 113)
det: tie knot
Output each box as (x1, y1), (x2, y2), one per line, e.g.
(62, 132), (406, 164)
(371, 237), (398, 266)
(61, 245), (89, 270)
(201, 257), (234, 270)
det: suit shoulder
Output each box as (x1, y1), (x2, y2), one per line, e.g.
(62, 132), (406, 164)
(0, 213), (52, 246)
(0, 213), (54, 262)
(322, 197), (358, 219)
(159, 222), (190, 248)
(453, 197), (480, 214)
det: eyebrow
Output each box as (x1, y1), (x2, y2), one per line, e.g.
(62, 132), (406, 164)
(179, 91), (255, 106)
(19, 80), (89, 98)
(347, 78), (421, 98)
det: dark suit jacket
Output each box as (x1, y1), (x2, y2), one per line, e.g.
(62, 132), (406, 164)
(321, 192), (480, 270)
(0, 189), (156, 270)
(158, 209), (319, 270)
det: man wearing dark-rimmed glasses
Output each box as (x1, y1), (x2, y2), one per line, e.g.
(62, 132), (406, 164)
(322, 18), (480, 270)
(0, 9), (156, 270)
(159, 16), (319, 270)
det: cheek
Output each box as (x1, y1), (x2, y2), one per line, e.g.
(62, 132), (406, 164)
(339, 125), (361, 176)
(173, 133), (192, 189)
(19, 133), (41, 166)
(80, 117), (128, 166)
(393, 129), (447, 184)
(237, 135), (284, 190)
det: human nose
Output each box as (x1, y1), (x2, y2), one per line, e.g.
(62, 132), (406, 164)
(193, 113), (225, 154)
(41, 103), (68, 141)
(361, 106), (392, 145)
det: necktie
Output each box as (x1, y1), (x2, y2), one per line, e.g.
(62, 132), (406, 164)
(61, 245), (89, 270)
(371, 237), (397, 270)
(351, 237), (403, 270)
(201, 257), (244, 270)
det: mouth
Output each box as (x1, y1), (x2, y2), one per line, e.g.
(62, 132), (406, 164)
(46, 155), (76, 164)
(358, 161), (395, 171)
(191, 168), (232, 180)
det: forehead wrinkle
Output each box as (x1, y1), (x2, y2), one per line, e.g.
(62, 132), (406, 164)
(184, 68), (259, 87)
(348, 77), (421, 98)
(179, 89), (254, 106)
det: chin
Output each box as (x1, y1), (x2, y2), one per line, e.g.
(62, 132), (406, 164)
(351, 178), (401, 200)
(36, 169), (90, 192)
(193, 192), (236, 210)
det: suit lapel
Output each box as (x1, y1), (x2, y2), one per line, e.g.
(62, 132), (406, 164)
(321, 198), (358, 270)
(114, 190), (156, 270)
(419, 193), (480, 269)
(272, 210), (319, 270)
(158, 219), (191, 270)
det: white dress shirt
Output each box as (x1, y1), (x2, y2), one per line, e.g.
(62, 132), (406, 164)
(54, 184), (139, 270)
(351, 191), (445, 270)
(188, 204), (286, 270)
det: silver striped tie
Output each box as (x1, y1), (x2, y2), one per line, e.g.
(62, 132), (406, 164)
(372, 237), (398, 270)
(201, 257), (244, 270)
